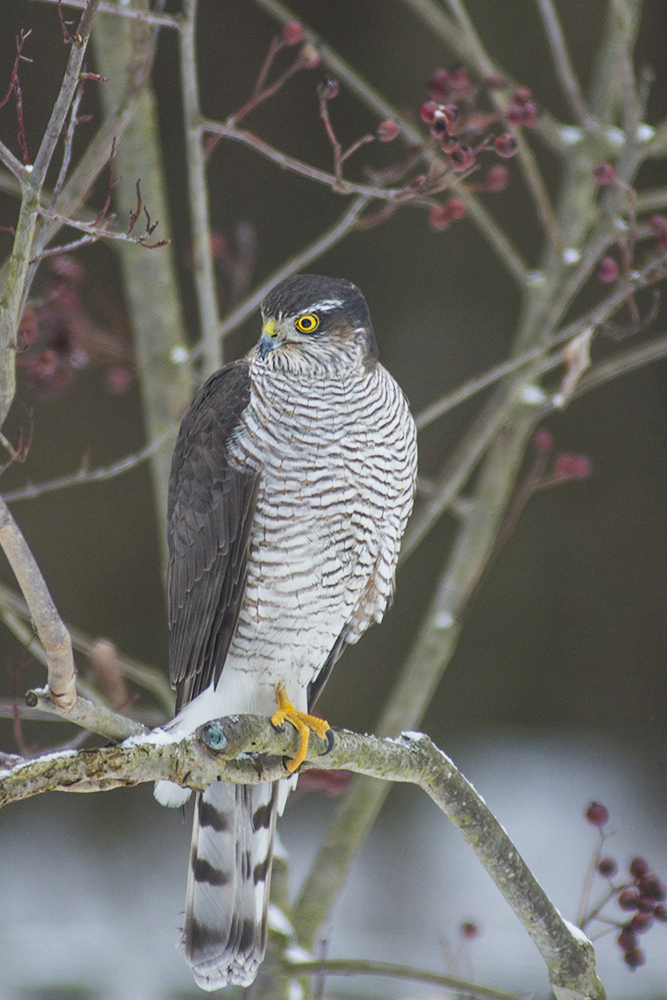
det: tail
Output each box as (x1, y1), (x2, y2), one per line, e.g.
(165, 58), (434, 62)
(183, 780), (278, 990)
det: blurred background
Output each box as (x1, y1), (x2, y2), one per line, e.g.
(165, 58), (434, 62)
(0, 1), (666, 997)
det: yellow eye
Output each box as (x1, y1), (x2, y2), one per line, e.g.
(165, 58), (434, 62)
(295, 313), (319, 333)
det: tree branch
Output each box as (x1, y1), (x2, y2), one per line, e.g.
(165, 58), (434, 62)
(180, 0), (222, 375)
(0, 717), (604, 1000)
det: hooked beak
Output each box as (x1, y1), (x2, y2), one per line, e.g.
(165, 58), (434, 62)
(258, 318), (283, 359)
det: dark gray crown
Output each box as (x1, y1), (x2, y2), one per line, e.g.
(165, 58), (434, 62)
(261, 274), (371, 329)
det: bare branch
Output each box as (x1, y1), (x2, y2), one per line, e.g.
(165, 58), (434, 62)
(1, 425), (175, 502)
(0, 497), (76, 709)
(23, 685), (146, 738)
(180, 0), (222, 375)
(285, 958), (525, 1000)
(535, 0), (590, 128)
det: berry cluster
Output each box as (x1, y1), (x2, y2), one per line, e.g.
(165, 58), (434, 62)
(418, 66), (537, 231)
(18, 256), (133, 397)
(592, 163), (667, 289)
(584, 802), (666, 970)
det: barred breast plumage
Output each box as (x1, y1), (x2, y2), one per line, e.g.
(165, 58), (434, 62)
(155, 274), (417, 991)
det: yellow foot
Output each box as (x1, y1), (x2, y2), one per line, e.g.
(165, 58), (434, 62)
(271, 682), (332, 773)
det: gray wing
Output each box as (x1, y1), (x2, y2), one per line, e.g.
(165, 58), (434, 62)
(167, 360), (261, 712)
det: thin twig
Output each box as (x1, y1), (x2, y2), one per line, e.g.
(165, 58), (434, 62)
(535, 0), (589, 128)
(37, 205), (169, 249)
(1, 425), (175, 503)
(285, 958), (522, 1000)
(203, 120), (413, 199)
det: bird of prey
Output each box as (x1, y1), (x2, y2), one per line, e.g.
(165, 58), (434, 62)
(155, 274), (417, 990)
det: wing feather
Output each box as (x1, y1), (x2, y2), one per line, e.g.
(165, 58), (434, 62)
(167, 360), (260, 711)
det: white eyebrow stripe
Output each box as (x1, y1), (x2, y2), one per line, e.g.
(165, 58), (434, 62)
(311, 298), (345, 312)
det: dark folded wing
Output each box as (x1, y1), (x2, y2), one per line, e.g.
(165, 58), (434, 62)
(167, 360), (261, 711)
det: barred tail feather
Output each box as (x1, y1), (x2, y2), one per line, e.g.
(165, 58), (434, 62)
(183, 780), (278, 990)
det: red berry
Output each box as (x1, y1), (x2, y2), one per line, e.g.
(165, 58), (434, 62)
(586, 802), (609, 826)
(654, 903), (667, 921)
(376, 120), (399, 142)
(570, 456), (592, 479)
(282, 21), (304, 45)
(429, 205), (452, 231)
(105, 366), (133, 394)
(507, 105), (524, 126)
(508, 102), (538, 127)
(298, 767), (351, 795)
(18, 309), (40, 350)
(428, 198), (466, 231)
(318, 79), (339, 100)
(639, 876), (665, 900)
(619, 890), (641, 910)
(630, 857), (649, 879)
(49, 255), (85, 284)
(593, 163), (615, 184)
(484, 165), (509, 191)
(420, 101), (439, 124)
(624, 947), (646, 968)
(37, 349), (58, 376)
(629, 912), (653, 934)
(598, 857), (618, 877)
(442, 104), (459, 127)
(428, 69), (450, 100)
(485, 74), (506, 90)
(447, 66), (470, 93)
(521, 102), (538, 128)
(444, 197), (467, 220)
(449, 144), (475, 172)
(533, 429), (553, 452)
(514, 87), (532, 104)
(597, 257), (619, 282)
(494, 134), (518, 158)
(617, 929), (637, 950)
(649, 215), (667, 246)
(430, 109), (450, 136)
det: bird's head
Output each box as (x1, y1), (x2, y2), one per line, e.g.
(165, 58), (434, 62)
(257, 274), (378, 373)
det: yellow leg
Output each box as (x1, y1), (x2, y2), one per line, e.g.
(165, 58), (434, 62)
(271, 682), (331, 773)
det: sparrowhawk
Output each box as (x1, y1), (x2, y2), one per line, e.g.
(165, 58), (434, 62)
(155, 274), (417, 990)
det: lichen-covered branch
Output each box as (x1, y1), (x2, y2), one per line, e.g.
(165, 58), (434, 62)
(0, 716), (604, 1000)
(0, 0), (100, 427)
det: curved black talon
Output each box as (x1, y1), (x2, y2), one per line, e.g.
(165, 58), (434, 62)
(321, 727), (335, 756)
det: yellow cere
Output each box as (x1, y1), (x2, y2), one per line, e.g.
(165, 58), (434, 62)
(295, 313), (319, 333)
